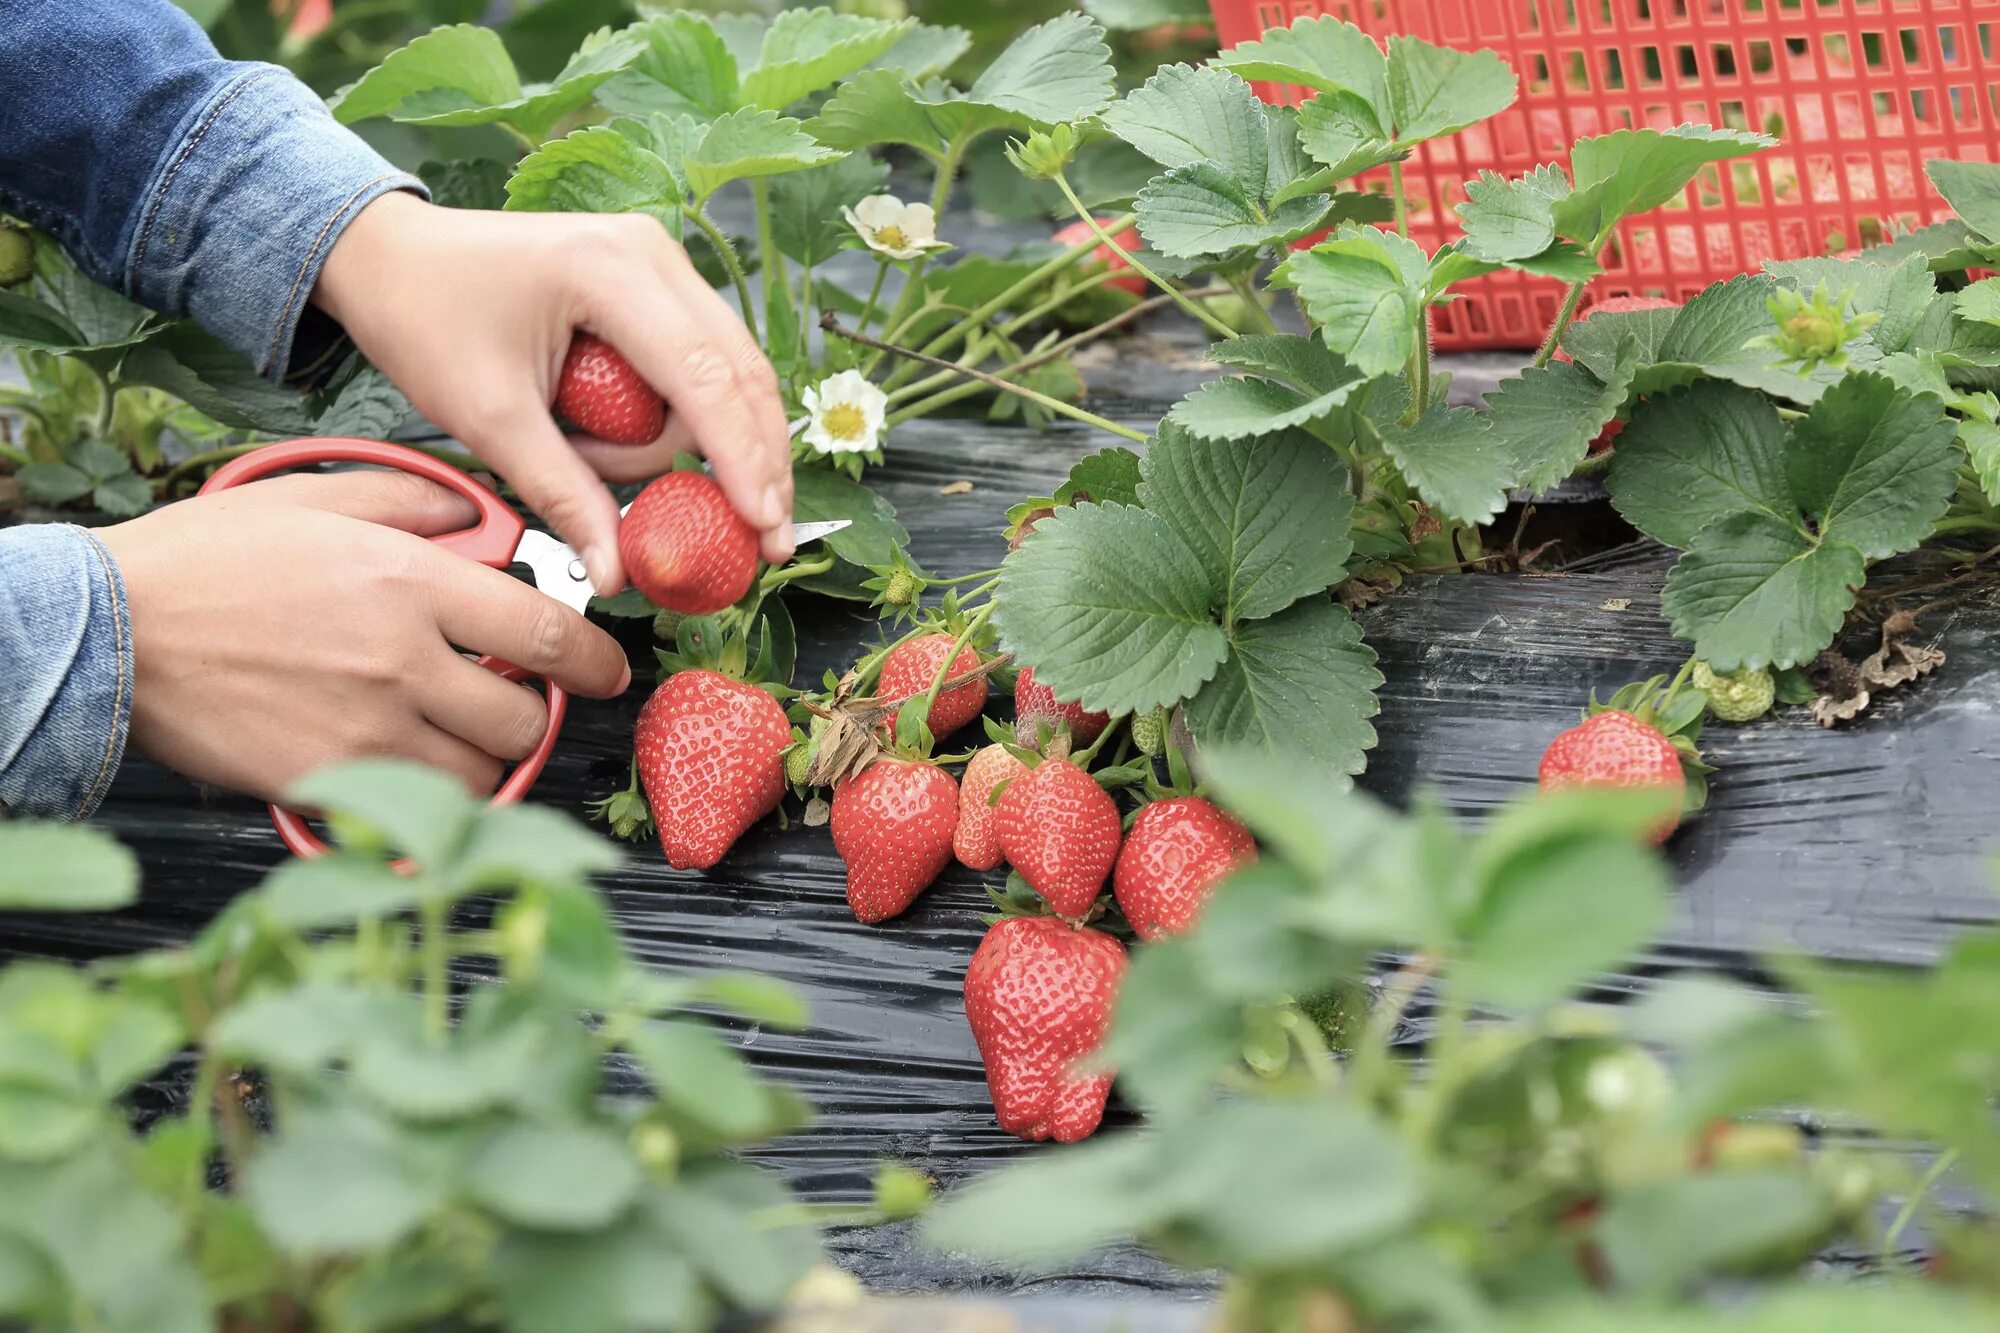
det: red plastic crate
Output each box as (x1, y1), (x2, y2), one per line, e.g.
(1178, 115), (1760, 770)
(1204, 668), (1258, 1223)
(1209, 0), (2000, 351)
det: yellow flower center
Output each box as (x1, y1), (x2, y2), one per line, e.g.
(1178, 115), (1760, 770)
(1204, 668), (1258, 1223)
(823, 402), (868, 441)
(874, 224), (910, 251)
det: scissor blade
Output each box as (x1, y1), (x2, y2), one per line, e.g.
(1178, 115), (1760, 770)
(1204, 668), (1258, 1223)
(793, 518), (851, 543)
(514, 529), (597, 616)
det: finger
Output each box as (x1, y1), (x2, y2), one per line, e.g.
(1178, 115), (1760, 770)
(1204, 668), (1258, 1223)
(399, 722), (506, 798)
(582, 256), (794, 554)
(569, 415), (694, 484)
(420, 653), (554, 763)
(224, 468), (479, 535)
(443, 387), (628, 594)
(423, 551), (632, 700)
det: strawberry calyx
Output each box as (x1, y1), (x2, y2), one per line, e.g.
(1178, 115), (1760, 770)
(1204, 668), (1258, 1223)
(654, 605), (796, 702)
(981, 872), (1112, 929)
(1585, 663), (1716, 811)
(588, 755), (656, 843)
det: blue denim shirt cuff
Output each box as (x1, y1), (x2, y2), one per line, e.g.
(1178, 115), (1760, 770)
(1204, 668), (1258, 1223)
(0, 524), (134, 820)
(124, 64), (429, 383)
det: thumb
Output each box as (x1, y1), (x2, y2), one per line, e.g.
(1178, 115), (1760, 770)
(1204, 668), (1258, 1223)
(446, 395), (627, 595)
(222, 468), (479, 535)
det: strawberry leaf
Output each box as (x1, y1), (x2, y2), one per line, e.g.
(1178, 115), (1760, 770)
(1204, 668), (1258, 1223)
(738, 9), (912, 112)
(1058, 447), (1143, 507)
(1383, 35), (1516, 144)
(504, 126), (687, 237)
(1784, 371), (1961, 560)
(1608, 384), (1797, 550)
(1136, 423), (1353, 622)
(1660, 512), (1866, 673)
(1273, 226), (1426, 378)
(332, 24), (643, 141)
(768, 153), (891, 267)
(1927, 158), (2000, 242)
(790, 465), (908, 598)
(1183, 598), (1381, 776)
(1374, 401), (1515, 528)
(960, 11), (1115, 129)
(1550, 125), (1773, 248)
(1286, 92), (1400, 193)
(1212, 15), (1387, 105)
(994, 502), (1230, 715)
(1101, 64), (1270, 194)
(595, 12), (740, 122)
(1458, 165), (1571, 263)
(1766, 252), (1940, 355)
(1479, 342), (1640, 494)
(867, 23), (973, 79)
(1134, 163), (1332, 259)
(682, 108), (841, 204)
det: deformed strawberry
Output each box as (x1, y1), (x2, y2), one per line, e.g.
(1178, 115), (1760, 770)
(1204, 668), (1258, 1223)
(963, 915), (1126, 1143)
(558, 334), (664, 445)
(995, 759), (1122, 918)
(877, 633), (987, 740)
(830, 758), (959, 923)
(618, 471), (758, 616)
(1014, 667), (1110, 748)
(636, 669), (790, 870)
(954, 743), (1027, 872)
(1113, 796), (1256, 940)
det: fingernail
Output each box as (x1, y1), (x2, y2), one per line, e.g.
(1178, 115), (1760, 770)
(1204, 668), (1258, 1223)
(584, 543), (618, 596)
(760, 482), (787, 528)
(774, 521), (796, 563)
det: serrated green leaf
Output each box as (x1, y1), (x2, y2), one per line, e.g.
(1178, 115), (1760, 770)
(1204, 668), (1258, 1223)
(790, 463), (907, 573)
(962, 11), (1115, 131)
(868, 22), (972, 78)
(1928, 158), (2000, 242)
(466, 1122), (642, 1231)
(18, 461), (93, 506)
(1138, 424), (1352, 622)
(91, 473), (151, 518)
(333, 24), (641, 140)
(768, 153), (889, 266)
(647, 1164), (814, 1308)
(350, 1020), (545, 1122)
(806, 70), (955, 157)
(1184, 599), (1381, 775)
(1482, 345), (1639, 493)
(1784, 371), (1959, 559)
(0, 291), (96, 355)
(287, 759), (476, 871)
(740, 9), (910, 111)
(1134, 162), (1329, 259)
(453, 802), (623, 890)
(504, 125), (685, 236)
(0, 825), (138, 913)
(1168, 375), (1363, 440)
(1384, 35), (1515, 143)
(245, 1105), (445, 1257)
(682, 107), (840, 202)
(1289, 91), (1398, 186)
(1376, 401), (1514, 526)
(1767, 252), (1938, 354)
(629, 1020), (773, 1137)
(1058, 447), (1143, 508)
(1560, 302), (1680, 379)
(1608, 384), (1792, 549)
(1553, 125), (1773, 246)
(256, 854), (425, 929)
(1214, 15), (1387, 106)
(994, 503), (1229, 716)
(488, 1226), (703, 1333)
(1276, 228), (1424, 377)
(1625, 274), (1871, 405)
(1458, 165), (1570, 263)
(1660, 511), (1864, 672)
(1100, 63), (1269, 192)
(118, 324), (314, 435)
(594, 12), (739, 121)
(210, 981), (375, 1075)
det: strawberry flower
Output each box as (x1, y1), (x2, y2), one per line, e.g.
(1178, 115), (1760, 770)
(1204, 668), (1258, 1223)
(843, 195), (950, 262)
(801, 370), (888, 455)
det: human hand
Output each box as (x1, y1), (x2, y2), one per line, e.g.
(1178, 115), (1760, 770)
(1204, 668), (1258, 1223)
(95, 470), (631, 802)
(309, 191), (796, 593)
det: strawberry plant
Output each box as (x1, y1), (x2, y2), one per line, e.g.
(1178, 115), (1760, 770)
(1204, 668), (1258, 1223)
(0, 759), (936, 1332)
(928, 746), (2000, 1325)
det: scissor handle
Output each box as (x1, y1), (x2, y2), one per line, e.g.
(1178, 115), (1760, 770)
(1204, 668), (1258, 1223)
(197, 438), (566, 863)
(198, 437), (524, 567)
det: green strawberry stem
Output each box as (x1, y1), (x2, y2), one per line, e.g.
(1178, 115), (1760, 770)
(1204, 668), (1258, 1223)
(879, 211), (1137, 393)
(752, 179), (793, 334)
(1389, 160), (1411, 239)
(1880, 1148), (1959, 1266)
(420, 895), (448, 1042)
(1051, 170), (1238, 342)
(915, 602), (995, 721)
(883, 266), (1129, 408)
(682, 206), (760, 345)
(856, 264), (888, 339)
(823, 313), (1146, 444)
(1225, 271), (1280, 335)
(1533, 277), (1592, 367)
(757, 554), (835, 593)
(1278, 1007), (1339, 1088)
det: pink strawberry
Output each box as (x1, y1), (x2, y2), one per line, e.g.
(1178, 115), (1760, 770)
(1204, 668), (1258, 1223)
(954, 744), (1028, 872)
(1112, 797), (1257, 941)
(557, 334), (665, 445)
(877, 634), (987, 739)
(830, 759), (959, 923)
(963, 916), (1126, 1143)
(635, 669), (790, 870)
(1014, 667), (1111, 748)
(995, 759), (1122, 919)
(1052, 218), (1145, 297)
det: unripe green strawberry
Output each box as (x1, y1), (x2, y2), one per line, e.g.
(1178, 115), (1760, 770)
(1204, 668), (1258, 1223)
(653, 607), (685, 642)
(0, 229), (32, 288)
(785, 740), (813, 787)
(884, 567), (921, 607)
(1130, 708), (1168, 756)
(1692, 661), (1774, 723)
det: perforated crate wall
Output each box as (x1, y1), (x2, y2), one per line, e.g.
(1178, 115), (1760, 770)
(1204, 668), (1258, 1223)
(1209, 0), (2000, 351)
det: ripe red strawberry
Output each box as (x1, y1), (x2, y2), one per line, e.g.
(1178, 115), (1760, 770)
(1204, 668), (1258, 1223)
(1112, 797), (1257, 941)
(1554, 295), (1677, 453)
(635, 669), (790, 870)
(618, 471), (758, 615)
(877, 634), (987, 739)
(830, 759), (959, 923)
(1014, 667), (1111, 749)
(1538, 709), (1686, 844)
(558, 334), (664, 445)
(995, 759), (1122, 918)
(1053, 218), (1145, 297)
(954, 744), (1028, 872)
(963, 916), (1126, 1143)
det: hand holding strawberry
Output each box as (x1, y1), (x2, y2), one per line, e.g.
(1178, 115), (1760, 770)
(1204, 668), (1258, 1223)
(558, 335), (665, 446)
(618, 471), (759, 615)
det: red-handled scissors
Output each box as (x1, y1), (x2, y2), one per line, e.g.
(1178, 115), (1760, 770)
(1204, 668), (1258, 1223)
(197, 438), (849, 860)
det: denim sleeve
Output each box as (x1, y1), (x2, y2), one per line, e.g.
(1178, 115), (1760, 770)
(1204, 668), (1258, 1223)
(0, 0), (429, 382)
(0, 526), (133, 821)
